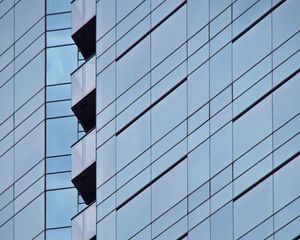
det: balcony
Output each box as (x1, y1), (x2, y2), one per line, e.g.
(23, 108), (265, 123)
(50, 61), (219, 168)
(71, 0), (96, 59)
(71, 56), (96, 133)
(72, 202), (96, 240)
(71, 129), (96, 204)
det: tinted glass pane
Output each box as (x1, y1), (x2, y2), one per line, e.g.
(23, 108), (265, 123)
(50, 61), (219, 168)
(15, 52), (45, 110)
(233, 16), (271, 79)
(47, 45), (77, 85)
(15, 195), (44, 240)
(234, 177), (273, 239)
(233, 96), (272, 159)
(273, 74), (300, 129)
(274, 156), (300, 211)
(187, 0), (208, 37)
(152, 160), (187, 219)
(211, 203), (233, 240)
(0, 10), (13, 55)
(47, 0), (70, 13)
(15, 123), (45, 179)
(46, 117), (77, 157)
(273, 0), (300, 48)
(97, 0), (115, 39)
(116, 112), (150, 171)
(211, 123), (232, 176)
(188, 62), (209, 115)
(210, 44), (232, 98)
(15, 0), (45, 40)
(117, 189), (150, 240)
(46, 188), (77, 228)
(188, 140), (209, 193)
(0, 149), (13, 194)
(152, 83), (187, 142)
(152, 5), (186, 66)
(0, 80), (13, 124)
(116, 36), (150, 96)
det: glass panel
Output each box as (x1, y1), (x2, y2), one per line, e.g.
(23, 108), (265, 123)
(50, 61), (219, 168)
(72, 129), (96, 179)
(188, 62), (209, 115)
(0, 80), (13, 125)
(273, 0), (300, 48)
(97, 137), (115, 187)
(233, 16), (271, 79)
(15, 195), (44, 240)
(46, 227), (71, 240)
(234, 177), (273, 239)
(15, 0), (45, 40)
(210, 0), (231, 19)
(152, 83), (187, 142)
(46, 188), (77, 228)
(46, 155), (71, 173)
(211, 123), (232, 176)
(210, 44), (232, 98)
(47, 12), (71, 30)
(72, 203), (96, 240)
(273, 74), (300, 129)
(46, 117), (77, 157)
(116, 0), (143, 22)
(85, 203), (96, 239)
(97, 212), (116, 240)
(47, 0), (70, 13)
(97, 63), (115, 113)
(15, 52), (45, 110)
(117, 189), (151, 240)
(187, 0), (208, 37)
(152, 160), (187, 219)
(274, 156), (300, 211)
(47, 45), (77, 85)
(72, 0), (83, 34)
(15, 123), (45, 179)
(46, 83), (71, 102)
(151, 5), (186, 67)
(0, 219), (13, 240)
(233, 0), (271, 37)
(72, 0), (95, 34)
(188, 140), (209, 193)
(116, 112), (150, 171)
(46, 172), (72, 190)
(46, 100), (72, 118)
(116, 36), (150, 96)
(97, 0), (115, 39)
(189, 218), (210, 240)
(211, 203), (233, 240)
(0, 9), (13, 55)
(233, 96), (272, 159)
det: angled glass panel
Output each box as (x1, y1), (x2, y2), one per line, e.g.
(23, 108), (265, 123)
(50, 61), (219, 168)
(72, 203), (96, 240)
(72, 129), (96, 179)
(117, 188), (151, 240)
(72, 0), (95, 34)
(72, 56), (96, 107)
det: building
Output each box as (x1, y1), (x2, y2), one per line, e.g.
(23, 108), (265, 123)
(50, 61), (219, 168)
(0, 0), (300, 240)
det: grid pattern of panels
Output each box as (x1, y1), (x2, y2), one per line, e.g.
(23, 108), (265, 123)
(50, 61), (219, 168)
(45, 0), (80, 239)
(0, 0), (46, 239)
(95, 0), (300, 240)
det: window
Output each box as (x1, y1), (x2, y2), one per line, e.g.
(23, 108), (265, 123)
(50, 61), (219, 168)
(116, 112), (150, 171)
(152, 83), (187, 142)
(233, 16), (271, 79)
(152, 160), (187, 219)
(117, 189), (151, 240)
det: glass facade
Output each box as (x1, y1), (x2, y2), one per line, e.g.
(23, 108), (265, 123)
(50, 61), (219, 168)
(0, 0), (80, 239)
(95, 0), (300, 239)
(0, 0), (299, 240)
